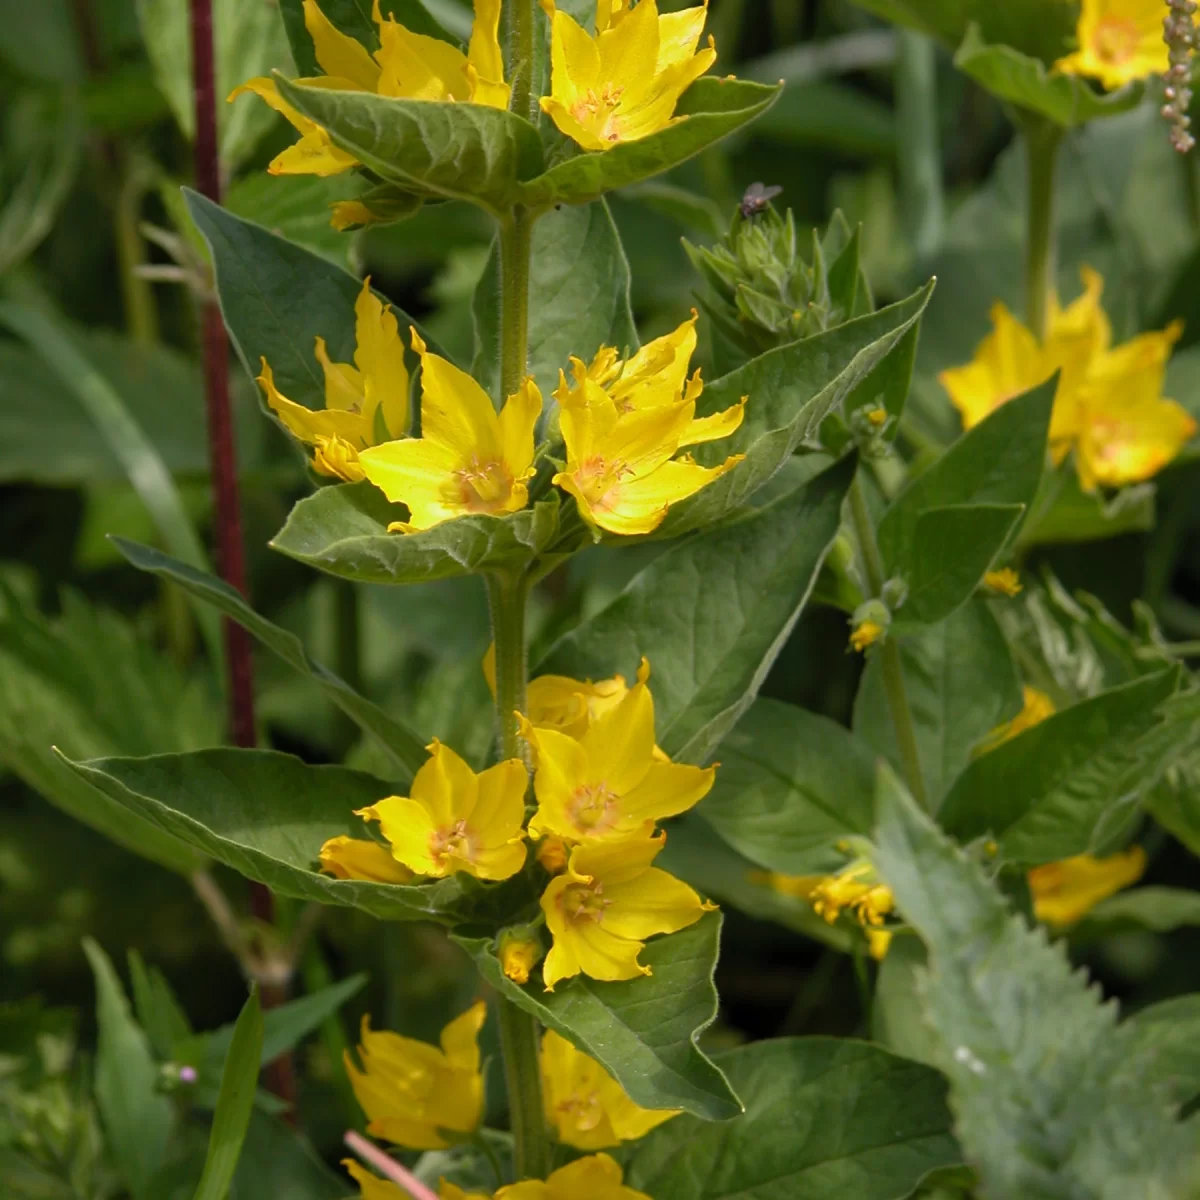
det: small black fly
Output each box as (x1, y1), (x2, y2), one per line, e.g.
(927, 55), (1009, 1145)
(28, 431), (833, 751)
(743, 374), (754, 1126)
(739, 182), (783, 218)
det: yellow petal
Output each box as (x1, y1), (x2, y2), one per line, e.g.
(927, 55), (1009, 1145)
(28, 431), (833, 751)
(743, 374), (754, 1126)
(411, 329), (503, 458)
(362, 796), (439, 875)
(656, 4), (709, 71)
(579, 676), (657, 795)
(527, 724), (593, 839)
(358, 437), (464, 530)
(342, 1159), (408, 1200)
(312, 434), (366, 482)
(602, 866), (712, 939)
(376, 22), (471, 101)
(498, 376), (542, 478)
(619, 759), (715, 825)
(318, 835), (413, 883)
(315, 335), (367, 414)
(415, 739), (478, 826)
(466, 0), (511, 108)
(679, 397), (746, 447)
(439, 999), (486, 1073)
(353, 278), (410, 439)
(257, 357), (365, 445)
(303, 0), (381, 90)
(471, 757), (529, 842)
(584, 454), (742, 536)
(1028, 846), (1146, 925)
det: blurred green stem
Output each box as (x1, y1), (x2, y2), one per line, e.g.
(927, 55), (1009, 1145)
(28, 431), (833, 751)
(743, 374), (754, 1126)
(487, 570), (531, 766)
(895, 30), (944, 260)
(1022, 118), (1062, 342)
(114, 155), (158, 345)
(848, 474), (928, 811)
(499, 209), (534, 404)
(495, 997), (550, 1180)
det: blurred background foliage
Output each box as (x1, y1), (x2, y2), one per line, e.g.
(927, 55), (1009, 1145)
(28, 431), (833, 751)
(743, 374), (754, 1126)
(4, 0), (1200, 1180)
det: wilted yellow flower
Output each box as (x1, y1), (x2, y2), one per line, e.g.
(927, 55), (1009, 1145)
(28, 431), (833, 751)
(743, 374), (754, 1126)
(356, 740), (527, 881)
(346, 1003), (485, 1149)
(1028, 846), (1146, 925)
(230, 0), (508, 178)
(809, 861), (894, 928)
(983, 568), (1022, 597)
(849, 619), (884, 652)
(495, 1153), (651, 1200)
(541, 833), (714, 989)
(1055, 0), (1171, 90)
(358, 329), (541, 531)
(255, 278), (409, 482)
(541, 1030), (679, 1149)
(982, 686), (1056, 750)
(498, 929), (543, 985)
(318, 835), (414, 884)
(520, 661), (714, 843)
(539, 0), (717, 151)
(343, 1160), (487, 1200)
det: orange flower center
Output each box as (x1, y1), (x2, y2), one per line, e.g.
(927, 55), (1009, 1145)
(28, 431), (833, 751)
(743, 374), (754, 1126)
(1092, 16), (1139, 65)
(571, 455), (623, 512)
(456, 454), (514, 512)
(560, 880), (609, 924)
(569, 781), (619, 833)
(571, 84), (625, 143)
(430, 818), (476, 866)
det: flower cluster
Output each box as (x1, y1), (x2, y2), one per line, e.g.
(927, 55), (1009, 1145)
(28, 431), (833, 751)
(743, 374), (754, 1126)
(940, 267), (1196, 491)
(319, 657), (716, 991)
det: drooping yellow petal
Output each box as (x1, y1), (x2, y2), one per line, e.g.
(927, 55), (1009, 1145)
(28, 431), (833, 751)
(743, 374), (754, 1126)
(679, 397), (746, 447)
(353, 277), (410, 439)
(1054, 0), (1172, 89)
(496, 1152), (651, 1200)
(303, 0), (381, 91)
(315, 335), (367, 414)
(466, 0), (511, 107)
(319, 835), (414, 883)
(342, 1159), (406, 1200)
(1028, 846), (1146, 925)
(256, 357), (367, 446)
(228, 77), (359, 177)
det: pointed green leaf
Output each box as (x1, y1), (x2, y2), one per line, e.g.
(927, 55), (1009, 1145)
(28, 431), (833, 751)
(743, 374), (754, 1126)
(871, 766), (1198, 1198)
(938, 669), (1185, 863)
(229, 1110), (347, 1199)
(539, 456), (856, 763)
(854, 600), (1022, 805)
(269, 482), (562, 584)
(625, 1037), (959, 1199)
(276, 78), (544, 216)
(455, 913), (739, 1120)
(1121, 995), (1200, 1108)
(1019, 466), (1156, 547)
(519, 79), (781, 208)
(62, 749), (536, 925)
(129, 949), (193, 1060)
(193, 990), (262, 1200)
(472, 199), (637, 399)
(112, 537), (427, 778)
(1074, 887), (1200, 938)
(698, 698), (877, 874)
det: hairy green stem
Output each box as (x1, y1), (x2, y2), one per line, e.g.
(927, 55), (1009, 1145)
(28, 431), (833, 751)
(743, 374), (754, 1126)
(495, 996), (550, 1180)
(499, 209), (534, 403)
(1022, 119), (1062, 342)
(508, 0), (537, 125)
(848, 475), (929, 811)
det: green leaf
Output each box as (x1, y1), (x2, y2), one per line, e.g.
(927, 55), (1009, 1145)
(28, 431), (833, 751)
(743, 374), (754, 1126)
(62, 748), (534, 926)
(870, 765), (1198, 1199)
(891, 503), (1024, 630)
(1074, 887), (1200, 938)
(938, 669), (1185, 863)
(698, 699), (877, 874)
(112, 538), (428, 779)
(185, 190), (438, 417)
(871, 936), (941, 1068)
(519, 79), (781, 208)
(276, 78), (544, 217)
(1019, 466), (1156, 547)
(954, 23), (1144, 129)
(193, 990), (263, 1200)
(1121, 995), (1200, 1108)
(877, 378), (1053, 569)
(82, 939), (174, 1200)
(270, 482), (562, 585)
(625, 1037), (960, 1199)
(129, 949), (193, 1060)
(224, 173), (361, 269)
(472, 199), (637, 399)
(455, 913), (740, 1120)
(0, 589), (215, 875)
(642, 282), (935, 541)
(539, 456), (855, 763)
(230, 1109), (347, 1200)
(854, 600), (1022, 806)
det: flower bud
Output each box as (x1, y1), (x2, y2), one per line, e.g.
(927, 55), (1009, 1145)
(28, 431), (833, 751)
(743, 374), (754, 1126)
(498, 927), (544, 986)
(849, 599), (891, 652)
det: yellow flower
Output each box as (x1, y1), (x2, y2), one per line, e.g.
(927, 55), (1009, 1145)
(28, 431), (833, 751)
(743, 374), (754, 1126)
(541, 1030), (679, 1149)
(358, 329), (541, 532)
(495, 1153), (651, 1200)
(1055, 0), (1172, 90)
(849, 619), (884, 652)
(318, 835), (414, 884)
(1027, 846), (1147, 925)
(498, 929), (543, 985)
(255, 277), (409, 482)
(356, 740), (527, 881)
(520, 661), (714, 844)
(983, 686), (1056, 750)
(229, 0), (509, 177)
(343, 1160), (487, 1200)
(983, 568), (1022, 597)
(809, 861), (894, 928)
(865, 927), (893, 960)
(539, 0), (717, 151)
(346, 1003), (486, 1149)
(541, 833), (714, 989)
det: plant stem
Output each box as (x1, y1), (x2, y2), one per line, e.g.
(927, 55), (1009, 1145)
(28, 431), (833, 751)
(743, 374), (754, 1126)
(498, 209), (534, 403)
(508, 0), (537, 125)
(895, 29), (944, 261)
(486, 571), (531, 765)
(114, 156), (159, 345)
(847, 475), (929, 811)
(1022, 117), (1062, 342)
(495, 997), (550, 1180)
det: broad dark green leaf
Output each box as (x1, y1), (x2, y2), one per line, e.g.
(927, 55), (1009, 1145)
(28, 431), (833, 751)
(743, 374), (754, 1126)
(892, 503), (1023, 630)
(854, 600), (1022, 805)
(456, 914), (740, 1120)
(539, 456), (855, 763)
(954, 24), (1144, 128)
(472, 199), (637, 399)
(699, 699), (876, 874)
(229, 1110), (347, 1200)
(277, 79), (543, 216)
(193, 990), (262, 1200)
(1019, 467), (1156, 547)
(871, 766), (1198, 1198)
(63, 749), (536, 925)
(113, 538), (427, 778)
(519, 79), (781, 208)
(83, 939), (174, 1200)
(877, 379), (1053, 568)
(270, 482), (562, 585)
(1074, 887), (1200, 940)
(938, 669), (1184, 863)
(1121, 995), (1200, 1108)
(625, 1038), (960, 1199)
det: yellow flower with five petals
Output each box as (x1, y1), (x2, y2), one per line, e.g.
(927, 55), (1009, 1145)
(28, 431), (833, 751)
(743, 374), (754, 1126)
(541, 1030), (679, 1149)
(355, 739), (527, 881)
(255, 277), (409, 482)
(539, 0), (717, 151)
(345, 1003), (486, 1149)
(358, 329), (541, 532)
(1054, 0), (1171, 90)
(540, 832), (714, 989)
